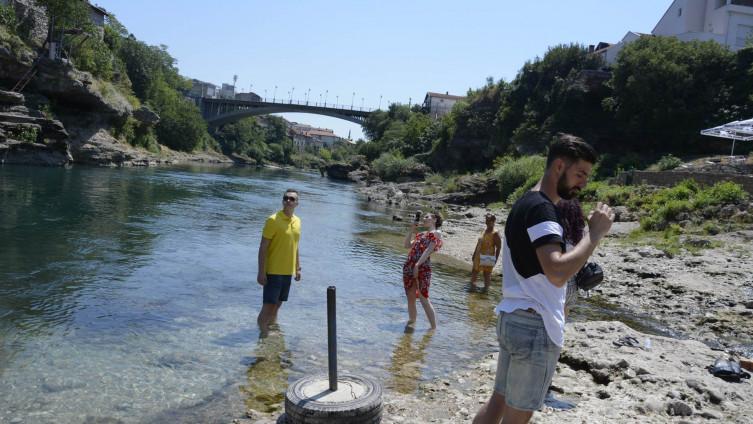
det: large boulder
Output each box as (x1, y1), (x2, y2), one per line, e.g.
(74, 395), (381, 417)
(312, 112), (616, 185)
(0, 89), (24, 105)
(0, 139), (70, 165)
(133, 105), (160, 126)
(325, 162), (354, 180)
(66, 127), (155, 167)
(436, 173), (501, 205)
(30, 58), (133, 119)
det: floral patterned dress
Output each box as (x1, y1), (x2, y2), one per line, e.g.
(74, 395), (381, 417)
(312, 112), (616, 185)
(402, 231), (443, 298)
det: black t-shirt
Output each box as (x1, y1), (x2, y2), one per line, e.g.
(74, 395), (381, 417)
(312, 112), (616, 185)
(504, 191), (565, 279)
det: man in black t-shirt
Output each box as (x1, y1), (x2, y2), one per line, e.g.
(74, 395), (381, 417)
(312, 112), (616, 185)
(473, 134), (614, 424)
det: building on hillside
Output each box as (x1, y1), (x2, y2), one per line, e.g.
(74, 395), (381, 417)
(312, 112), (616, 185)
(593, 32), (650, 64)
(235, 92), (261, 102)
(88, 2), (108, 29)
(288, 123), (348, 151)
(596, 0), (753, 64)
(288, 122), (314, 134)
(292, 132), (324, 152)
(422, 92), (466, 119)
(304, 128), (339, 146)
(218, 83), (236, 100)
(189, 79), (217, 98)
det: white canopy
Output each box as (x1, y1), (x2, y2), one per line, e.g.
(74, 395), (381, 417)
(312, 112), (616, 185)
(701, 118), (753, 157)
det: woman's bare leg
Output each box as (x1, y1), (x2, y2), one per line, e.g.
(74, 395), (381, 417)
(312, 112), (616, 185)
(406, 286), (417, 326)
(417, 295), (437, 329)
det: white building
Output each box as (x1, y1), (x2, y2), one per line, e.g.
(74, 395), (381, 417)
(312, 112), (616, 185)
(422, 92), (466, 120)
(189, 79), (217, 98)
(218, 83), (235, 100)
(597, 0), (753, 64)
(594, 32), (650, 64)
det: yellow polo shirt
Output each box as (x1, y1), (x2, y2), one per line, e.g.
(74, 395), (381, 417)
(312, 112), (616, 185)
(262, 211), (301, 275)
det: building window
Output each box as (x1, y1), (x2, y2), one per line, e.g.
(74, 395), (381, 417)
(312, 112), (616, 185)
(716, 0), (727, 9)
(731, 0), (753, 7)
(678, 8), (682, 16)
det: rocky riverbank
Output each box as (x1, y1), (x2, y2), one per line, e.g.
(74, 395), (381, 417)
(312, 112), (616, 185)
(0, 87), (234, 167)
(233, 179), (752, 423)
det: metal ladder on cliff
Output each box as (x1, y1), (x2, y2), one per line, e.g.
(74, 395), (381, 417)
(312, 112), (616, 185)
(11, 58), (40, 93)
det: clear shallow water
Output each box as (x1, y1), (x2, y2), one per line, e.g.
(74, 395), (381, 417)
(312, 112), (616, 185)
(0, 165), (501, 423)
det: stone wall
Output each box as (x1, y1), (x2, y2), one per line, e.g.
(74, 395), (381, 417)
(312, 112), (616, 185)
(7, 0), (48, 48)
(618, 170), (753, 193)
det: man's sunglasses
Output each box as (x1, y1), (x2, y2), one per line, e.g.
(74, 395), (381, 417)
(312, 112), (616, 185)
(283, 195), (298, 202)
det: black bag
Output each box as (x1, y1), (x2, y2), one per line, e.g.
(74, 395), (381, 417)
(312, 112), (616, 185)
(708, 358), (752, 382)
(575, 262), (604, 291)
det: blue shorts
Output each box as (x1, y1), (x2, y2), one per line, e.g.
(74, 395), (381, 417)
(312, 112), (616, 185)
(262, 274), (292, 304)
(493, 309), (561, 411)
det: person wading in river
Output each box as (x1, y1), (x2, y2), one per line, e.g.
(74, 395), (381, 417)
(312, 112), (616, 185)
(256, 189), (301, 337)
(470, 213), (502, 292)
(473, 134), (613, 424)
(402, 210), (443, 331)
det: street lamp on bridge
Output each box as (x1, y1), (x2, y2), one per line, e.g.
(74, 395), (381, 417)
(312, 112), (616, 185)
(336, 95), (339, 107)
(379, 95), (382, 110)
(324, 90), (328, 107)
(351, 92), (355, 110)
(360, 97), (364, 111)
(291, 86), (295, 104)
(264, 89), (267, 102)
(305, 88), (311, 105)
(273, 85), (277, 102)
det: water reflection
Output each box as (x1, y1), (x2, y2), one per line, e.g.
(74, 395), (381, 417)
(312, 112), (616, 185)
(388, 330), (434, 393)
(241, 328), (290, 414)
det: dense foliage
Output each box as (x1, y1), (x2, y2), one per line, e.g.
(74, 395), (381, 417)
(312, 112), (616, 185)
(359, 40), (753, 177)
(212, 116), (294, 164)
(4, 2), (212, 152)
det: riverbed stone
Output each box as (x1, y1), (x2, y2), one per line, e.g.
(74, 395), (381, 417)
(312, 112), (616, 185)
(666, 400), (693, 416)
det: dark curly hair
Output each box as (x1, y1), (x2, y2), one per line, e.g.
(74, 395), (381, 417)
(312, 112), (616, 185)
(431, 210), (443, 228)
(556, 199), (585, 245)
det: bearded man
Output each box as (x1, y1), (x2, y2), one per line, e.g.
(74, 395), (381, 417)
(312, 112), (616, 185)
(473, 134), (614, 424)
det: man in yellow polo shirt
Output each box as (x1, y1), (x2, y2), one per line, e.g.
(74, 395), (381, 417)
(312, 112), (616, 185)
(256, 188), (302, 336)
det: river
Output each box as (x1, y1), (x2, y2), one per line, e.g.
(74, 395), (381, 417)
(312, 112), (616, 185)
(0, 165), (502, 423)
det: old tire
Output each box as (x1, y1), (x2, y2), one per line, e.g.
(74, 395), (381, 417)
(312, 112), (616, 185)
(284, 374), (382, 423)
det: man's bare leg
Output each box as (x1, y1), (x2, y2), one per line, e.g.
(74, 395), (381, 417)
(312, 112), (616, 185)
(473, 392), (506, 424)
(482, 271), (492, 292)
(269, 302), (283, 325)
(257, 303), (278, 337)
(470, 269), (479, 290)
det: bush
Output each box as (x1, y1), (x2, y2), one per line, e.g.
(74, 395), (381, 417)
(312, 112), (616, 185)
(493, 155), (546, 200)
(372, 152), (425, 181)
(655, 154), (682, 171)
(637, 180), (748, 231)
(696, 181), (749, 206)
(507, 174), (540, 204)
(0, 5), (17, 31)
(579, 180), (639, 206)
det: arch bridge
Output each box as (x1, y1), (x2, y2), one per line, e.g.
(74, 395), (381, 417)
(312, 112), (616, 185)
(198, 97), (373, 127)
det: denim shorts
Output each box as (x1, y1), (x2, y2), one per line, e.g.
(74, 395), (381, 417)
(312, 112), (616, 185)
(262, 274), (292, 304)
(493, 309), (562, 411)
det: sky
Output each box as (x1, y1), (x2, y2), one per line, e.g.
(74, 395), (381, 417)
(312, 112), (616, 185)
(95, 0), (673, 140)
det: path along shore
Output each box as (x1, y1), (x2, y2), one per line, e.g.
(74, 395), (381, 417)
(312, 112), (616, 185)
(239, 184), (753, 423)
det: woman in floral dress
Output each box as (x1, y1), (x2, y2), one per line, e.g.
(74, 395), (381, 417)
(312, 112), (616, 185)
(402, 210), (443, 330)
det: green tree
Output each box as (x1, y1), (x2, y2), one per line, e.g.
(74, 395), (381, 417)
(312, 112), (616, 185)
(608, 37), (737, 153)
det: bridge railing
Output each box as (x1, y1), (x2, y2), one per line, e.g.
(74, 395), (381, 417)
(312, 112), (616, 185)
(261, 98), (376, 112)
(202, 96), (377, 112)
